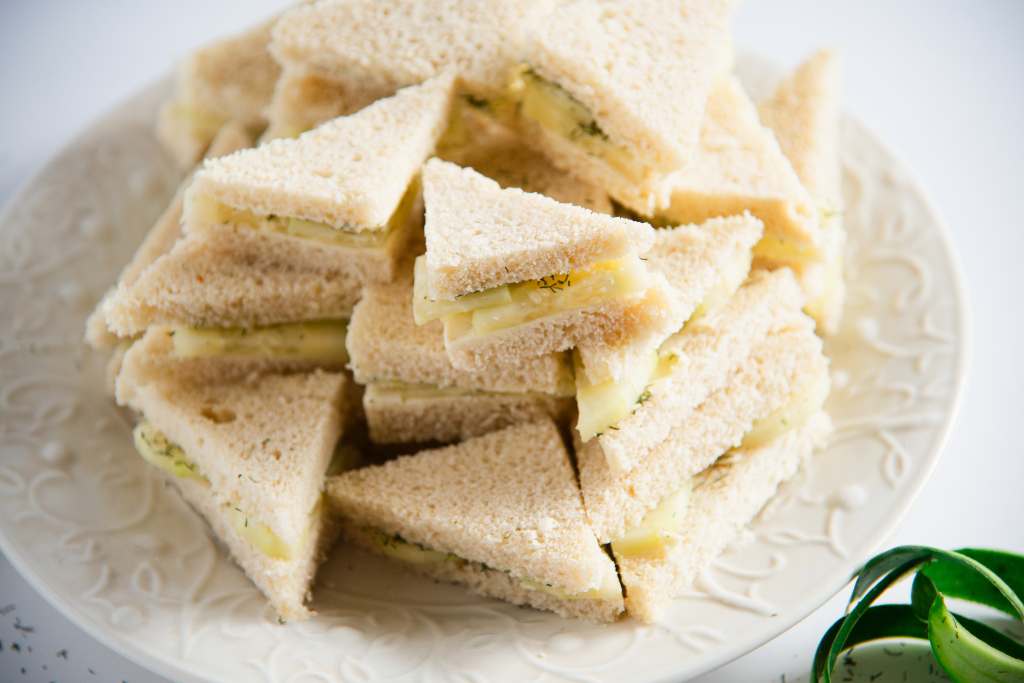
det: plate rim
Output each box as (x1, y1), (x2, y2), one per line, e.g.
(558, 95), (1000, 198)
(0, 72), (971, 683)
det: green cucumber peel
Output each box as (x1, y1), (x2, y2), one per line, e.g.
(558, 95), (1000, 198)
(813, 545), (1024, 683)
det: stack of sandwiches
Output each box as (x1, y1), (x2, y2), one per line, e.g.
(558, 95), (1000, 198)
(89, 0), (844, 624)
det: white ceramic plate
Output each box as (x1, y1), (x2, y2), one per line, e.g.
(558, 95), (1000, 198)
(0, 57), (967, 683)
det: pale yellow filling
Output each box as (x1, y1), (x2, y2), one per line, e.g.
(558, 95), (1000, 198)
(134, 423), (349, 561)
(509, 67), (646, 182)
(167, 102), (227, 140)
(575, 351), (677, 442)
(368, 529), (620, 601)
(740, 372), (830, 450)
(415, 255), (649, 343)
(169, 320), (348, 364)
(611, 485), (692, 560)
(191, 178), (418, 250)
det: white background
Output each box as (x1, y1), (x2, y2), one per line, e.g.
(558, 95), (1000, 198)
(1, 1), (1022, 681)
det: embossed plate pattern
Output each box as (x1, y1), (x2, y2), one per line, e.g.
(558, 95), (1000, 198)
(0, 58), (966, 683)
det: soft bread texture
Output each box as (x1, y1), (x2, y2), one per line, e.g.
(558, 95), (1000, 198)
(439, 115), (612, 214)
(115, 347), (348, 620)
(271, 0), (555, 100)
(102, 226), (362, 336)
(190, 73), (456, 229)
(347, 276), (573, 395)
(116, 344), (349, 548)
(444, 273), (680, 372)
(580, 322), (829, 543)
(662, 77), (820, 251)
(327, 420), (621, 601)
(341, 523), (622, 623)
(156, 19), (279, 166)
(619, 412), (833, 623)
(130, 324), (348, 386)
(590, 269), (806, 474)
(525, 0), (736, 174)
(577, 213), (764, 385)
(363, 384), (573, 444)
(170, 473), (341, 622)
(263, 69), (365, 141)
(422, 159), (654, 299)
(87, 123), (256, 349)
(759, 50), (845, 334)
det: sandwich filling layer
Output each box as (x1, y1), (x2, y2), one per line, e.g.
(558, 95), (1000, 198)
(509, 67), (649, 184)
(191, 178), (419, 248)
(168, 320), (348, 364)
(575, 351), (676, 442)
(413, 255), (651, 342)
(363, 527), (621, 602)
(575, 246), (752, 441)
(164, 102), (229, 144)
(133, 422), (348, 562)
(368, 381), (559, 402)
(608, 374), (830, 559)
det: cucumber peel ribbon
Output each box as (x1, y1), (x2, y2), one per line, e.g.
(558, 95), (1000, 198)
(813, 546), (1024, 682)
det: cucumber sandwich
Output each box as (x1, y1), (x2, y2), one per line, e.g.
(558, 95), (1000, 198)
(115, 339), (357, 622)
(327, 419), (624, 622)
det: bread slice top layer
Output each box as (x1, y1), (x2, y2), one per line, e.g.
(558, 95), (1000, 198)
(176, 18), (280, 124)
(189, 72), (456, 230)
(102, 226), (361, 336)
(422, 158), (655, 299)
(758, 49), (842, 209)
(347, 275), (573, 395)
(576, 213), (764, 385)
(116, 342), (348, 547)
(327, 419), (616, 594)
(271, 0), (554, 99)
(526, 0), (735, 173)
(664, 77), (818, 240)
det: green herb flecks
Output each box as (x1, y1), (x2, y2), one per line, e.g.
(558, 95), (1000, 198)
(537, 273), (572, 293)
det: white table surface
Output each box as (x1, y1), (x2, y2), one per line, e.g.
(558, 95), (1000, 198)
(2, 1), (1022, 681)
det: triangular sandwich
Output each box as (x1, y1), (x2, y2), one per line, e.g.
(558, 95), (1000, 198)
(115, 341), (354, 621)
(414, 159), (678, 371)
(327, 419), (624, 622)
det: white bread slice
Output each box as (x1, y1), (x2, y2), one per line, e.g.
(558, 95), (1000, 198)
(661, 77), (820, 254)
(580, 321), (829, 544)
(102, 225), (362, 337)
(363, 384), (573, 445)
(115, 344), (349, 621)
(422, 159), (654, 299)
(347, 276), (574, 396)
(438, 115), (612, 214)
(524, 0), (736, 177)
(127, 324), (347, 386)
(619, 411), (833, 623)
(189, 73), (456, 230)
(271, 0), (555, 101)
(590, 269), (806, 475)
(168, 473), (340, 623)
(87, 123), (256, 350)
(263, 69), (363, 141)
(327, 420), (623, 621)
(156, 19), (280, 167)
(759, 50), (845, 334)
(444, 273), (681, 373)
(576, 213), (764, 385)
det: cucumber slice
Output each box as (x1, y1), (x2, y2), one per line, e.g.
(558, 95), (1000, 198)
(611, 484), (692, 560)
(170, 320), (348, 363)
(133, 422), (207, 484)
